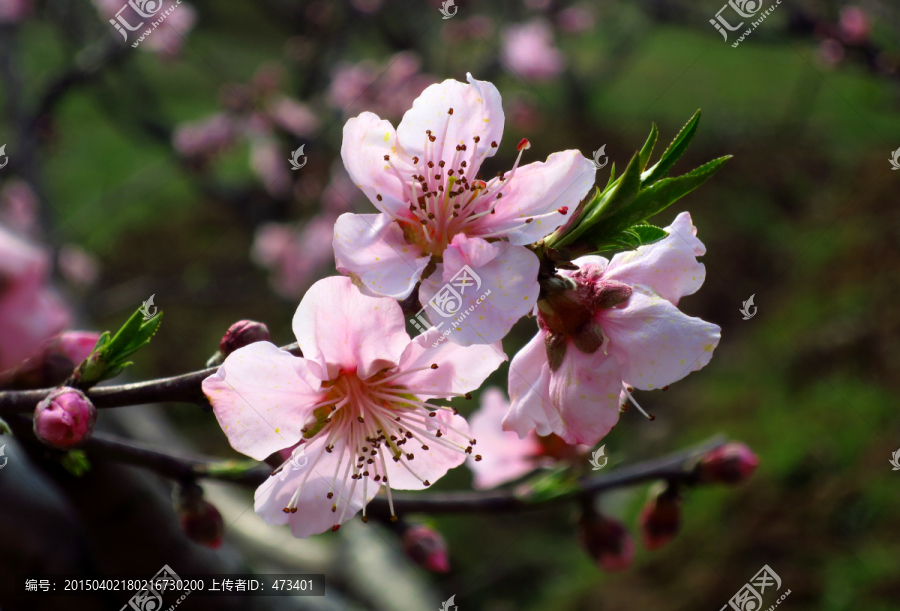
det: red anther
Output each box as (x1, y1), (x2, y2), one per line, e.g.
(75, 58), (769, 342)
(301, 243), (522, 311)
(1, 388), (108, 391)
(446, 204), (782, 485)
(517, 138), (531, 151)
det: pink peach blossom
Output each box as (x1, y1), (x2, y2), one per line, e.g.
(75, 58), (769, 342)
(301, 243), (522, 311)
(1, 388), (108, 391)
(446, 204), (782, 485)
(466, 387), (543, 489)
(0, 225), (70, 373)
(141, 2), (197, 57)
(501, 20), (565, 81)
(334, 74), (595, 346)
(202, 276), (506, 537)
(327, 52), (435, 119)
(173, 113), (238, 158)
(0, 0), (31, 23)
(0, 179), (39, 235)
(502, 212), (720, 446)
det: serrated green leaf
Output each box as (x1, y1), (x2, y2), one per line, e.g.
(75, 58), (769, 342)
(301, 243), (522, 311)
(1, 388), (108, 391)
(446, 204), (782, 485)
(638, 123), (659, 171)
(555, 152), (641, 248)
(641, 110), (701, 186)
(103, 309), (145, 357)
(116, 313), (164, 361)
(604, 161), (616, 191)
(592, 155), (731, 236)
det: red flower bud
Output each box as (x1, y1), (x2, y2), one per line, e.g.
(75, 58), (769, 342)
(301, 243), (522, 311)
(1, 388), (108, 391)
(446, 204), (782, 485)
(578, 512), (634, 572)
(176, 485), (225, 549)
(697, 442), (759, 485)
(219, 320), (270, 357)
(402, 525), (450, 573)
(1, 331), (100, 389)
(33, 387), (96, 449)
(638, 486), (682, 550)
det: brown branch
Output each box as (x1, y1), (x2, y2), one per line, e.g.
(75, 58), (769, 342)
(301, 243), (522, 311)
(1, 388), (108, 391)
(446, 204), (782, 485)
(77, 429), (726, 515)
(0, 343), (301, 415)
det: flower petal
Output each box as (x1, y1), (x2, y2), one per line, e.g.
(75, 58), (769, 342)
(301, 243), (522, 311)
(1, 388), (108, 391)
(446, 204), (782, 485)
(547, 344), (623, 446)
(601, 290), (721, 391)
(467, 388), (542, 489)
(334, 212), (430, 299)
(605, 211), (707, 304)
(341, 111), (410, 217)
(503, 332), (565, 439)
(418, 245), (539, 346)
(202, 342), (326, 461)
(396, 73), (503, 170)
(254, 436), (376, 537)
(472, 150), (596, 245)
(383, 410), (472, 490)
(293, 276), (412, 380)
(396, 327), (506, 397)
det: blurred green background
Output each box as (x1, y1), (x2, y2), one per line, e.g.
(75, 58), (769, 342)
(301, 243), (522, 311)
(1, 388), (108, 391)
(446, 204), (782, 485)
(1, 0), (898, 609)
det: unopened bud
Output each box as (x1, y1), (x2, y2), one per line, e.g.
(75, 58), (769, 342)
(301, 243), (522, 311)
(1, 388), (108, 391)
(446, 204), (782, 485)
(638, 484), (682, 550)
(0, 331), (100, 389)
(578, 511), (634, 572)
(402, 524), (450, 573)
(33, 387), (96, 449)
(219, 320), (270, 358)
(176, 484), (224, 549)
(696, 442), (759, 485)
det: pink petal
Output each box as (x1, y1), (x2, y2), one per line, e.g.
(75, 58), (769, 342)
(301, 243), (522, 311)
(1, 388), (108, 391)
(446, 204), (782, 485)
(254, 436), (376, 537)
(471, 150), (596, 245)
(602, 290), (721, 391)
(604, 211), (707, 305)
(292, 276), (411, 380)
(396, 73), (504, 171)
(333, 212), (430, 299)
(467, 388), (542, 489)
(441, 234), (500, 283)
(382, 410), (472, 490)
(502, 333), (565, 439)
(340, 111), (410, 217)
(202, 342), (326, 461)
(418, 245), (539, 346)
(396, 328), (506, 397)
(547, 345), (623, 446)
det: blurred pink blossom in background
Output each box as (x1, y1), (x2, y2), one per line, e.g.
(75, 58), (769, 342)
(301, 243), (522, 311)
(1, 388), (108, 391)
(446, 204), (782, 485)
(173, 113), (239, 158)
(557, 4), (595, 34)
(141, 2), (198, 58)
(327, 51), (436, 118)
(0, 179), (39, 235)
(838, 6), (870, 44)
(0, 225), (70, 373)
(501, 19), (565, 81)
(0, 0), (31, 23)
(58, 244), (101, 288)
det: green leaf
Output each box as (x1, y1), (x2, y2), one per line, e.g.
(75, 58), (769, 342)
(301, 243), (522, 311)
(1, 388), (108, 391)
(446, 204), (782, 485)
(641, 110), (701, 186)
(595, 224), (668, 251)
(603, 161), (616, 191)
(61, 450), (91, 477)
(115, 313), (164, 362)
(555, 152), (641, 248)
(638, 123), (659, 171)
(103, 309), (145, 357)
(515, 468), (579, 503)
(592, 155), (731, 236)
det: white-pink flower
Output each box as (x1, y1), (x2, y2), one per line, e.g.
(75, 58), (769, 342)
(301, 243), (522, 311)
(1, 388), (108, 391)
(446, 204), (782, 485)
(334, 74), (595, 345)
(502, 212), (721, 446)
(202, 276), (506, 537)
(466, 387), (543, 489)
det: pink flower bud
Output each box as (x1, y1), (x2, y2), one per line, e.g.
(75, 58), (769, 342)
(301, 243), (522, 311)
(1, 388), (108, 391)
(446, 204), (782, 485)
(578, 512), (634, 572)
(219, 320), (270, 357)
(697, 442), (759, 485)
(638, 488), (682, 550)
(179, 498), (225, 549)
(402, 524), (450, 573)
(33, 387), (96, 449)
